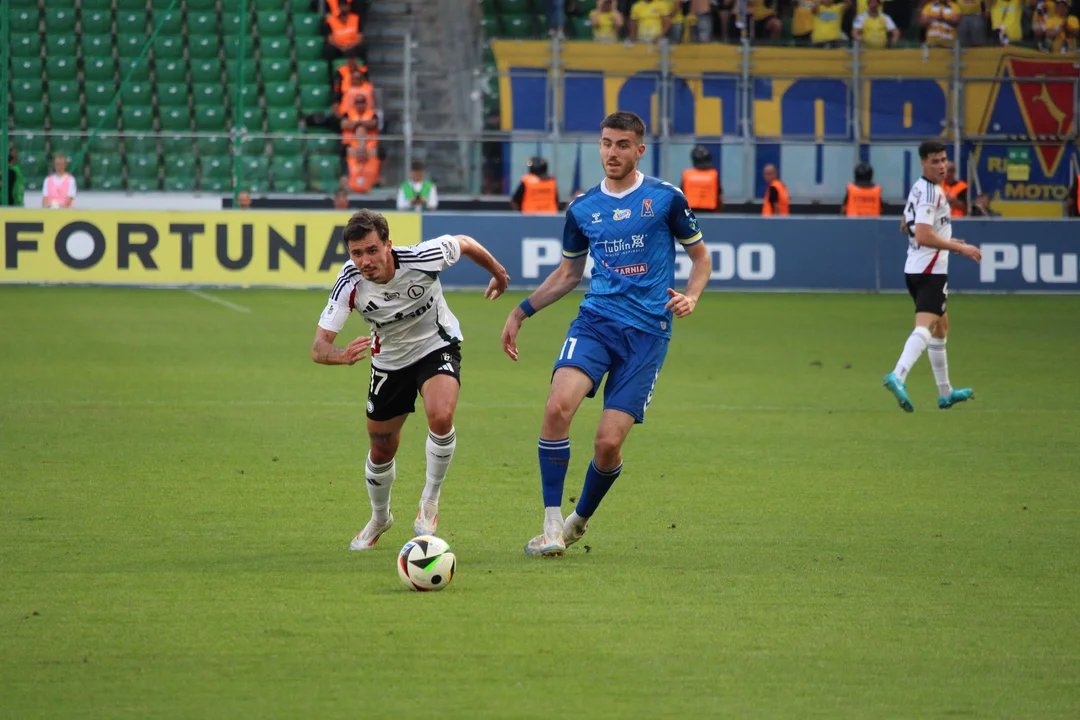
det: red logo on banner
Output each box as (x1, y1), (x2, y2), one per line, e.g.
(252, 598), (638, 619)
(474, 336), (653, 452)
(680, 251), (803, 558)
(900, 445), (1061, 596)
(1008, 58), (1079, 176)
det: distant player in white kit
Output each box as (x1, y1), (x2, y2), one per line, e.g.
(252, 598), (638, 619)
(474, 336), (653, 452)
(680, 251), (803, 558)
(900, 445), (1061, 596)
(883, 140), (982, 412)
(312, 210), (510, 549)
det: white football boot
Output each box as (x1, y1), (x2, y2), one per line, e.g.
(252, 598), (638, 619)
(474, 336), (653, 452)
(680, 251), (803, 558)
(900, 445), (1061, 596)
(414, 501), (438, 537)
(524, 516), (566, 557)
(562, 513), (588, 548)
(349, 513), (394, 551)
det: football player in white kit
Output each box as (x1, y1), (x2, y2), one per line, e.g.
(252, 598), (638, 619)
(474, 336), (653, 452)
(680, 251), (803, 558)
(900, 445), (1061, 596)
(312, 210), (511, 550)
(883, 140), (982, 412)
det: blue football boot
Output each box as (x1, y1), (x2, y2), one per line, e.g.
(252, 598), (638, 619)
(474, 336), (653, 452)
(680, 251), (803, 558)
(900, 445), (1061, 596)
(883, 372), (914, 413)
(938, 388), (974, 410)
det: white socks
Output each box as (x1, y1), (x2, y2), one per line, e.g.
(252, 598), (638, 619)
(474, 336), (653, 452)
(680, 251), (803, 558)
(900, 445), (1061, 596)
(927, 337), (952, 397)
(894, 326), (932, 382)
(422, 427), (456, 511)
(544, 506), (564, 537)
(365, 454), (396, 523)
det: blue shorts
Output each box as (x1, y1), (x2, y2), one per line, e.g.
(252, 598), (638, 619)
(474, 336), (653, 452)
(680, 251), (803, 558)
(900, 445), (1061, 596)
(552, 309), (669, 423)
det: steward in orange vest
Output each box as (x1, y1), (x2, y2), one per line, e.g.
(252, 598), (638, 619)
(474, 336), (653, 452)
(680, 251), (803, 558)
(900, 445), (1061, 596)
(324, 5), (364, 61)
(942, 162), (968, 218)
(681, 145), (722, 212)
(511, 157), (559, 214)
(761, 164), (790, 216)
(842, 163), (882, 217)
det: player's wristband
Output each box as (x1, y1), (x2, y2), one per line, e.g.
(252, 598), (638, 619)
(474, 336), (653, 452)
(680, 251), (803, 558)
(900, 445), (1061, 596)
(518, 298), (537, 318)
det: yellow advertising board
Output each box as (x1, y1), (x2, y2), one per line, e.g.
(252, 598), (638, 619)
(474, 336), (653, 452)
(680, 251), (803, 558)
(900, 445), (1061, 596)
(1, 210), (422, 287)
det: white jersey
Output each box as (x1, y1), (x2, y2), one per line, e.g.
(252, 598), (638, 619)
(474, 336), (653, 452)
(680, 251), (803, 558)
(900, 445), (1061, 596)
(903, 177), (952, 275)
(318, 235), (463, 371)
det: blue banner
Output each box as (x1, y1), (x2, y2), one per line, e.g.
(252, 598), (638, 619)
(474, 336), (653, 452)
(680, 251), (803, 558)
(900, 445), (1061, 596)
(422, 214), (1080, 293)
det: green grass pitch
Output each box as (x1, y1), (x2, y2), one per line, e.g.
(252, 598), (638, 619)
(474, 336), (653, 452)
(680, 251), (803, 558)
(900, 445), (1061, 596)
(1, 286), (1078, 719)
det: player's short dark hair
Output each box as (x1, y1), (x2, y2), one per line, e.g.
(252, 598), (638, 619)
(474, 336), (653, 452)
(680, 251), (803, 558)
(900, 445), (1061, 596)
(918, 140), (947, 159)
(344, 209), (390, 245)
(600, 111), (647, 140)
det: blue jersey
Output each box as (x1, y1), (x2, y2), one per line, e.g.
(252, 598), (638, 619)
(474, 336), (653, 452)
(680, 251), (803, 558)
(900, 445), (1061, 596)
(562, 173), (703, 338)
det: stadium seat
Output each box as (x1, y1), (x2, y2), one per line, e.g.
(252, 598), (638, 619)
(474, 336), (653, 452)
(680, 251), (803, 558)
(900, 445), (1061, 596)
(46, 58), (79, 82)
(502, 15), (534, 38)
(127, 154), (159, 182)
(261, 59), (292, 83)
(223, 35), (257, 59)
(88, 134), (121, 156)
(266, 107), (298, 132)
(260, 37), (291, 60)
(200, 156), (230, 190)
(271, 157), (303, 190)
(90, 153), (122, 181)
(124, 133), (157, 154)
(46, 35), (77, 58)
(11, 34), (42, 57)
(193, 83), (225, 107)
(157, 83), (189, 107)
(116, 59), (151, 83)
(92, 169), (124, 191)
(164, 173), (197, 192)
(186, 13), (216, 36)
(297, 61), (325, 86)
(480, 0), (498, 13)
(305, 133), (338, 154)
(308, 155), (341, 192)
(85, 82), (114, 107)
(116, 12), (146, 33)
(80, 0), (113, 8)
(156, 60), (187, 83)
(225, 60), (258, 83)
(194, 106), (228, 132)
(149, 10), (182, 34)
(478, 15), (496, 38)
(264, 83), (297, 108)
(299, 86), (330, 114)
(190, 61), (221, 84)
(577, 0), (598, 12)
(240, 155), (269, 178)
(11, 79), (43, 102)
(195, 134), (229, 157)
(49, 103), (82, 130)
(236, 106), (264, 131)
(569, 16), (591, 39)
(129, 177), (160, 193)
(48, 81), (80, 104)
(185, 0), (219, 10)
(7, 0), (40, 7)
(19, 152), (48, 183)
(293, 13), (322, 35)
(80, 10), (112, 34)
(220, 12), (242, 36)
(83, 58), (115, 83)
(121, 106), (154, 132)
(10, 10), (39, 33)
(253, 0), (286, 11)
(188, 35), (220, 60)
(121, 81), (154, 106)
(82, 33), (112, 58)
(45, 8), (77, 33)
(153, 36), (184, 60)
(49, 134), (82, 158)
(11, 57), (42, 81)
(13, 102), (45, 129)
(499, 0), (531, 12)
(116, 0), (149, 9)
(9, 131), (45, 153)
(257, 12), (288, 35)
(271, 133), (303, 155)
(85, 105), (120, 131)
(160, 134), (191, 157)
(295, 37), (324, 63)
(239, 137), (267, 157)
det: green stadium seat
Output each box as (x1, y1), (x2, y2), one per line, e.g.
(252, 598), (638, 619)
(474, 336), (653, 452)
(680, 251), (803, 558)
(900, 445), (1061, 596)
(46, 57), (79, 82)
(117, 11), (146, 32)
(240, 155), (269, 178)
(90, 153), (122, 179)
(46, 35), (77, 57)
(121, 82), (154, 106)
(188, 35), (220, 60)
(200, 156), (230, 185)
(271, 155), (303, 185)
(292, 13), (322, 35)
(84, 83), (114, 107)
(13, 102), (45, 129)
(149, 10), (182, 34)
(479, 15), (496, 37)
(88, 135), (121, 156)
(308, 155), (340, 193)
(236, 84), (259, 106)
(225, 60), (258, 83)
(234, 106), (262, 132)
(499, 0), (530, 12)
(569, 15), (591, 39)
(117, 59), (151, 82)
(124, 133), (157, 154)
(91, 168), (124, 191)
(49, 134), (82, 158)
(253, 0), (287, 11)
(155, 60), (187, 83)
(294, 36), (323, 61)
(153, 35), (184, 60)
(11, 79), (43, 102)
(299, 85), (330, 114)
(260, 37), (291, 60)
(116, 0), (149, 9)
(190, 61), (220, 84)
(49, 103), (82, 130)
(163, 155), (196, 186)
(48, 81), (80, 104)
(185, 0), (218, 10)
(121, 106), (154, 132)
(82, 33), (112, 57)
(11, 57), (43, 80)
(86, 105), (120, 131)
(260, 59), (292, 83)
(220, 12), (242, 36)
(10, 10), (39, 33)
(11, 34), (42, 57)
(239, 138), (266, 157)
(264, 82), (297, 108)
(186, 13), (216, 35)
(192, 83), (225, 106)
(266, 107), (298, 133)
(117, 33), (148, 59)
(164, 173), (197, 192)
(256, 12), (288, 35)
(45, 8), (77, 33)
(128, 177), (159, 192)
(223, 35), (257, 59)
(502, 14), (534, 38)
(160, 134), (191, 156)
(305, 133), (338, 154)
(480, 0), (498, 12)
(271, 133), (303, 155)
(194, 106), (227, 131)
(576, 0), (598, 12)
(83, 58), (115, 83)
(79, 0), (112, 8)
(80, 10), (112, 34)
(7, 0), (40, 7)
(9, 131), (46, 153)
(296, 61), (325, 86)
(19, 152), (49, 181)
(157, 83), (189, 107)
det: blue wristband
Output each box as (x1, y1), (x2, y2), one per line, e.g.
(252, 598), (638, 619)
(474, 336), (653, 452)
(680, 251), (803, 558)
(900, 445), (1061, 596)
(519, 298), (537, 317)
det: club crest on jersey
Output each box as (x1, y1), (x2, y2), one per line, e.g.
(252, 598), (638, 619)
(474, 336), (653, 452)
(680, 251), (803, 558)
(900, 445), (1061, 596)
(591, 212), (602, 224)
(641, 199), (654, 217)
(407, 285), (424, 299)
(613, 208), (632, 221)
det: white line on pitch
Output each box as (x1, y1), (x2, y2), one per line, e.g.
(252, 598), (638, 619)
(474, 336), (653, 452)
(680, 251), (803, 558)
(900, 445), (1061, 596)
(187, 289), (251, 313)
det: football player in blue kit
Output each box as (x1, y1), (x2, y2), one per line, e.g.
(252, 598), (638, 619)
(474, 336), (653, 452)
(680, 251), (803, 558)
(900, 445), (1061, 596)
(500, 111), (714, 557)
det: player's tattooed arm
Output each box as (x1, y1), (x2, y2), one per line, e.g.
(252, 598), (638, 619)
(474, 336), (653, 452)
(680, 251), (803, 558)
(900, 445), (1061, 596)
(311, 327), (371, 365)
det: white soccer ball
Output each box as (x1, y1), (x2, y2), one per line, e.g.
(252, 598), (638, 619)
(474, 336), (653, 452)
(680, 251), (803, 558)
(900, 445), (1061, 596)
(397, 535), (456, 592)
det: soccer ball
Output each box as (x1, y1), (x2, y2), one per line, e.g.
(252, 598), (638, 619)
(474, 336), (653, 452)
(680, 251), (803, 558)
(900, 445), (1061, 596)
(397, 535), (456, 592)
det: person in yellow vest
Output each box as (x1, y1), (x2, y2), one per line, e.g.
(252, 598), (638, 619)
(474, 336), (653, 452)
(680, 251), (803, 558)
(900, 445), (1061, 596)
(750, 0), (783, 41)
(941, 161), (969, 218)
(990, 0), (1024, 44)
(396, 159), (439, 212)
(841, 163), (883, 216)
(511, 156), (559, 214)
(1066, 174), (1079, 217)
(589, 0), (625, 41)
(920, 0), (960, 47)
(853, 0), (901, 47)
(630, 0), (672, 43)
(792, 0), (817, 43)
(1045, 0), (1080, 53)
(811, 0), (850, 47)
(953, 0), (986, 45)
(761, 164), (790, 216)
(681, 145), (723, 213)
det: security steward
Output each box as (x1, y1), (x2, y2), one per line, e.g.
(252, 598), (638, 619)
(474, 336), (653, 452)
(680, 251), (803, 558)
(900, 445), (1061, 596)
(761, 163), (790, 216)
(681, 145), (723, 213)
(511, 156), (559, 214)
(841, 163), (882, 216)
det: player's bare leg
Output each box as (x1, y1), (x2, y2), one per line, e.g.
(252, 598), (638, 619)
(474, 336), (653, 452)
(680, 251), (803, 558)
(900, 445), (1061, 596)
(416, 373), (460, 536)
(526, 367), (593, 557)
(350, 415), (407, 551)
(930, 313), (974, 409)
(562, 408), (635, 548)
(884, 312), (937, 412)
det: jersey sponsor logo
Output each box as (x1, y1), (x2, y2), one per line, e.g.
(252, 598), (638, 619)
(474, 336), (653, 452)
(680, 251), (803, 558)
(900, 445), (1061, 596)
(383, 291), (399, 301)
(596, 235), (646, 255)
(613, 263), (648, 277)
(371, 295), (437, 329)
(613, 208), (632, 221)
(641, 199), (654, 217)
(407, 284), (424, 299)
(591, 212), (602, 224)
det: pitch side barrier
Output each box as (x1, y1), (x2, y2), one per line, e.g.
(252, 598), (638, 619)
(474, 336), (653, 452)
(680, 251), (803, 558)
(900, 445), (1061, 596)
(2, 210), (1077, 292)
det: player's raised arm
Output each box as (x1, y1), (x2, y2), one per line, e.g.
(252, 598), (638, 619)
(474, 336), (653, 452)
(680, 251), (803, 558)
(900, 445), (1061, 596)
(454, 235), (511, 300)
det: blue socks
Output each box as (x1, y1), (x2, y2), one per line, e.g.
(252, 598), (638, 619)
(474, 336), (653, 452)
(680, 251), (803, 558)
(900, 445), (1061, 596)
(576, 460), (622, 519)
(538, 438), (571, 507)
